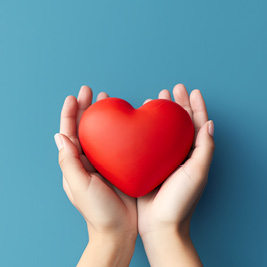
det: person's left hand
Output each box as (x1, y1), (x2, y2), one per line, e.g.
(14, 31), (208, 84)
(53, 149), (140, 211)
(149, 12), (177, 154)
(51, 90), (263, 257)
(137, 84), (215, 267)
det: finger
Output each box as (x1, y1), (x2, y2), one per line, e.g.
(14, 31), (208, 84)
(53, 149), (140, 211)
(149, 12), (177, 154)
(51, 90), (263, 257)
(96, 92), (109, 101)
(143, 98), (152, 105)
(55, 133), (91, 196)
(60, 96), (82, 153)
(77, 85), (93, 127)
(183, 120), (215, 185)
(173, 84), (193, 119)
(158, 89), (172, 100)
(60, 95), (78, 138)
(190, 90), (208, 136)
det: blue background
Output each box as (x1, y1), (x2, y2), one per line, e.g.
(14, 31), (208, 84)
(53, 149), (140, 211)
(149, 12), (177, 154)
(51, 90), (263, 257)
(0, 0), (266, 266)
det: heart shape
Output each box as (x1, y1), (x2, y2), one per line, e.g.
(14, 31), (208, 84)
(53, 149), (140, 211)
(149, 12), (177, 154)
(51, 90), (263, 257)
(78, 98), (194, 197)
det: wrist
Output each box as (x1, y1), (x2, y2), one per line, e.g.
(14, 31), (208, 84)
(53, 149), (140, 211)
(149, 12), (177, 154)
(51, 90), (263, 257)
(140, 226), (202, 267)
(90, 234), (136, 266)
(77, 230), (136, 267)
(89, 230), (137, 253)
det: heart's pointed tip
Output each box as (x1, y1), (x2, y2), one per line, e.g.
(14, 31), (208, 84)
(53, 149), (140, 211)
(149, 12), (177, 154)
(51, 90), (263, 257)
(122, 188), (152, 198)
(125, 192), (146, 198)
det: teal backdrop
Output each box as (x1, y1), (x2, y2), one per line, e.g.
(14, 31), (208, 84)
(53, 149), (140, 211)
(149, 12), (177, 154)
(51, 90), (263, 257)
(0, 1), (266, 266)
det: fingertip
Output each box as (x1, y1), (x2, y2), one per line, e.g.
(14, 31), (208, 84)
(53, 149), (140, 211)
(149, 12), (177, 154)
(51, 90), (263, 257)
(158, 89), (167, 97)
(81, 85), (90, 89)
(62, 95), (78, 112)
(96, 92), (109, 101)
(54, 133), (64, 151)
(190, 89), (202, 101)
(78, 85), (92, 98)
(195, 120), (215, 149)
(65, 95), (77, 104)
(158, 89), (171, 100)
(191, 88), (201, 94)
(77, 85), (93, 108)
(173, 83), (186, 92)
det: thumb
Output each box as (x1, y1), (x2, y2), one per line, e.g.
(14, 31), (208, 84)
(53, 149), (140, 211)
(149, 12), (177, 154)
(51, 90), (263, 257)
(54, 133), (91, 196)
(183, 120), (215, 185)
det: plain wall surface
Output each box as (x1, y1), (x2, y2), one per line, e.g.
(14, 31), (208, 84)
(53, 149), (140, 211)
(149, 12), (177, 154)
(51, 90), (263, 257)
(0, 1), (266, 266)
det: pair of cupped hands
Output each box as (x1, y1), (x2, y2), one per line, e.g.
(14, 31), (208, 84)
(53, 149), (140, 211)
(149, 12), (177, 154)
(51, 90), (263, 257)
(54, 84), (215, 267)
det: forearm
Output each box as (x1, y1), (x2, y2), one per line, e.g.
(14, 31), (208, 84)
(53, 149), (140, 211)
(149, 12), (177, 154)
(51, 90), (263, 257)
(77, 233), (136, 267)
(141, 228), (202, 267)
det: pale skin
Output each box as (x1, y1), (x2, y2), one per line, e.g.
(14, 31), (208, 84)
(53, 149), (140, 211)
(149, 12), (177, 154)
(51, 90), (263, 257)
(54, 84), (215, 267)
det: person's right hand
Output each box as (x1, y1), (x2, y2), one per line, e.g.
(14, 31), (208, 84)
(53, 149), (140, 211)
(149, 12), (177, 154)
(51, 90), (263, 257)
(54, 86), (137, 267)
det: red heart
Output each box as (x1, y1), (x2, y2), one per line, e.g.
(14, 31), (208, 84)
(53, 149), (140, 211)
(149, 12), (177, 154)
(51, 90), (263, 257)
(78, 98), (194, 197)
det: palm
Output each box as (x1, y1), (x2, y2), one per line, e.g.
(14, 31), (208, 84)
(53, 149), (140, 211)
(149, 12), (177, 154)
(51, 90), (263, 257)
(59, 86), (137, 234)
(138, 84), (212, 236)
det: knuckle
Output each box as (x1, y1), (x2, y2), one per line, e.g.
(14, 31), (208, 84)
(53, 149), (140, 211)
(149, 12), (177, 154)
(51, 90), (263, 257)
(58, 152), (69, 170)
(58, 155), (65, 168)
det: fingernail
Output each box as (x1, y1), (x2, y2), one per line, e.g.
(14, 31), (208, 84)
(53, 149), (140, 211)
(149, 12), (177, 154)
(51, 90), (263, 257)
(54, 133), (64, 150)
(208, 120), (214, 137)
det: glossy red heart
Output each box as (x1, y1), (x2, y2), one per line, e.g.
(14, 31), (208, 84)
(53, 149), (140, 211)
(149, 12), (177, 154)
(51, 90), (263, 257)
(78, 98), (194, 197)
